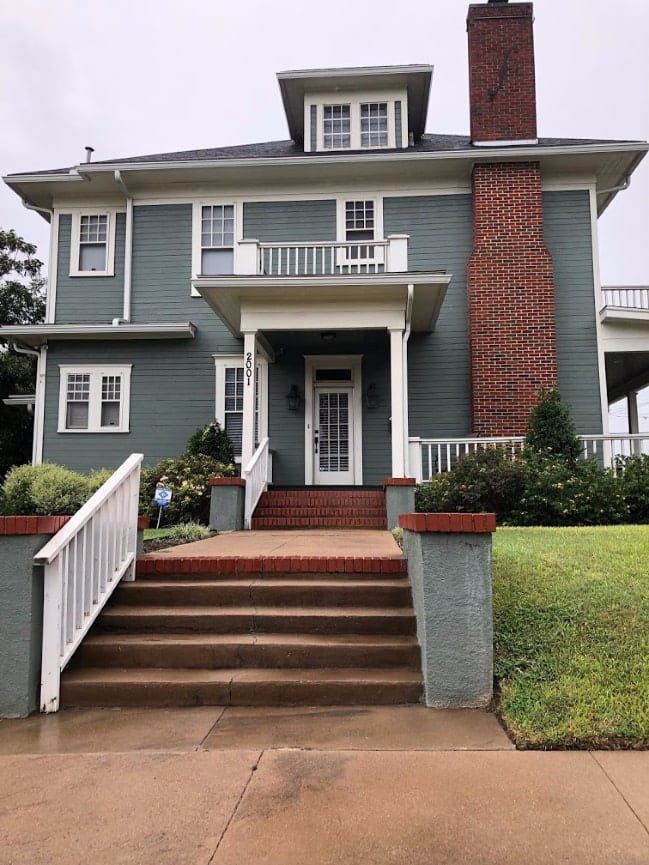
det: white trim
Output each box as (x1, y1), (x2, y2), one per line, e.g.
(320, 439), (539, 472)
(304, 355), (363, 486)
(46, 212), (59, 324)
(472, 139), (539, 147)
(389, 327), (405, 477)
(213, 352), (268, 465)
(191, 200), (241, 295)
(68, 208), (118, 277)
(305, 88), (407, 153)
(336, 196), (384, 244)
(588, 185), (610, 436)
(0, 322), (196, 347)
(57, 364), (132, 434)
(33, 345), (47, 463)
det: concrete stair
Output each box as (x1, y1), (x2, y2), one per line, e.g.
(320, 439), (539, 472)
(61, 558), (422, 708)
(251, 488), (387, 529)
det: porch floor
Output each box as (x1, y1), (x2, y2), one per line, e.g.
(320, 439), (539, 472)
(144, 529), (403, 559)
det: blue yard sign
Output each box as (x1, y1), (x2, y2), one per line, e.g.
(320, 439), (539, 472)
(153, 484), (173, 528)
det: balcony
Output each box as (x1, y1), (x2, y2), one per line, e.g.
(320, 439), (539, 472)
(600, 286), (649, 324)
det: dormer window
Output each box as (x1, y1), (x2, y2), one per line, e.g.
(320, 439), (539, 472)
(323, 105), (351, 150)
(360, 103), (388, 148)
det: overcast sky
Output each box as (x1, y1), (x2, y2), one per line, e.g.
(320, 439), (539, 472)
(1, 0), (647, 284)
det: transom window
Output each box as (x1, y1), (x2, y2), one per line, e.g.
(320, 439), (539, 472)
(323, 104), (351, 150)
(79, 214), (108, 272)
(58, 366), (131, 433)
(201, 204), (235, 275)
(360, 103), (388, 148)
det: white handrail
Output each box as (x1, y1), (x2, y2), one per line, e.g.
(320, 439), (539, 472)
(242, 437), (270, 529)
(37, 453), (143, 712)
(602, 287), (649, 311)
(258, 240), (388, 276)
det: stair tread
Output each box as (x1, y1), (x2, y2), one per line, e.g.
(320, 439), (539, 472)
(63, 667), (422, 684)
(102, 605), (415, 616)
(81, 632), (419, 647)
(121, 578), (410, 589)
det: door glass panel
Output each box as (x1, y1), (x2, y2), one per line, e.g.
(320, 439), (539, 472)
(318, 391), (350, 473)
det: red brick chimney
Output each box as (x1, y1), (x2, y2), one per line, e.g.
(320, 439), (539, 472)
(466, 1), (558, 436)
(467, 1), (537, 144)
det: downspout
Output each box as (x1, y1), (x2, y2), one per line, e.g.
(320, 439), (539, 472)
(114, 170), (133, 322)
(11, 341), (47, 464)
(402, 284), (414, 476)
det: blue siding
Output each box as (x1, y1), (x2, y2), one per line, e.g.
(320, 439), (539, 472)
(244, 200), (336, 242)
(55, 213), (125, 323)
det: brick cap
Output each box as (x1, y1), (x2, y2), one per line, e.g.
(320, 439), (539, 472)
(209, 477), (245, 487)
(1, 515), (150, 536)
(399, 513), (496, 534)
(383, 477), (416, 487)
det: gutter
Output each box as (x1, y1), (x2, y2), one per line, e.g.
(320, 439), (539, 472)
(114, 170), (133, 321)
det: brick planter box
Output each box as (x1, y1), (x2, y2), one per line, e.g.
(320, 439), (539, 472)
(0, 515), (149, 718)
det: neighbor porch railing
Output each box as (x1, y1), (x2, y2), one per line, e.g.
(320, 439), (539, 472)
(409, 434), (649, 482)
(242, 437), (270, 529)
(36, 453), (143, 712)
(602, 287), (649, 311)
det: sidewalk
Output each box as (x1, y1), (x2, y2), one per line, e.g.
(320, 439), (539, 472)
(1, 706), (648, 864)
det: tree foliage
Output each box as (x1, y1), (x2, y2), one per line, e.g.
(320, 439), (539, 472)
(524, 385), (583, 462)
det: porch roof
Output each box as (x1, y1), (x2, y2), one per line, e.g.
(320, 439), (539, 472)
(0, 322), (197, 349)
(193, 272), (451, 337)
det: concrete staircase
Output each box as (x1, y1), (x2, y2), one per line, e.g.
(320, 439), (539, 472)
(61, 556), (422, 708)
(251, 488), (387, 529)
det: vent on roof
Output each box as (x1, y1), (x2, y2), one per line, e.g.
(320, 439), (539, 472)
(84, 146), (94, 163)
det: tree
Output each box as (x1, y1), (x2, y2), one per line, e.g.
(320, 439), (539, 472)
(524, 386), (583, 462)
(0, 229), (46, 479)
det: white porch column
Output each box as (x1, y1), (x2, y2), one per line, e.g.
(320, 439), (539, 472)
(628, 390), (641, 455)
(241, 330), (257, 469)
(389, 326), (406, 477)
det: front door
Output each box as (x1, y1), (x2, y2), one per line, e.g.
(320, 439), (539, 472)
(313, 387), (354, 484)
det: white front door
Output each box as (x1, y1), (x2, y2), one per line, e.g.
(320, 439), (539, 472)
(313, 386), (354, 484)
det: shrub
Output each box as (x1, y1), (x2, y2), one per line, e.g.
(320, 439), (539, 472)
(139, 454), (236, 525)
(88, 468), (114, 493)
(416, 447), (525, 520)
(617, 454), (649, 523)
(1, 463), (91, 515)
(524, 386), (582, 462)
(163, 522), (212, 542)
(512, 454), (628, 526)
(185, 421), (235, 464)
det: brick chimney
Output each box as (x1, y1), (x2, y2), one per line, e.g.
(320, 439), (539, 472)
(467, 1), (537, 144)
(466, 1), (558, 436)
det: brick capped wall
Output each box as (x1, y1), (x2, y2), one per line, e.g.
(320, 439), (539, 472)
(467, 2), (537, 143)
(467, 161), (558, 435)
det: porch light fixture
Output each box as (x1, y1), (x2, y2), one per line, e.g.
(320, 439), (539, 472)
(365, 383), (379, 410)
(320, 331), (336, 343)
(286, 384), (301, 412)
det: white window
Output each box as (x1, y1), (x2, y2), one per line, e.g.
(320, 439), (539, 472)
(323, 104), (351, 150)
(360, 103), (388, 148)
(345, 200), (375, 243)
(214, 355), (268, 463)
(201, 205), (234, 275)
(58, 365), (131, 433)
(69, 211), (117, 277)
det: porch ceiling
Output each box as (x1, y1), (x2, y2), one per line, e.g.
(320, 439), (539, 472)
(194, 273), (450, 337)
(606, 351), (649, 403)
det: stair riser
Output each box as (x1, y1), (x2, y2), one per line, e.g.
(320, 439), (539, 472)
(251, 518), (387, 529)
(114, 584), (412, 608)
(73, 643), (421, 670)
(259, 494), (384, 502)
(61, 680), (422, 708)
(99, 612), (417, 636)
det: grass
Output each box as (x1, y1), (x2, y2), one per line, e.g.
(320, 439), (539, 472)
(143, 522), (212, 542)
(493, 525), (649, 749)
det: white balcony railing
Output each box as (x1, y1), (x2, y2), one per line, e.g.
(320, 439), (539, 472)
(35, 453), (143, 712)
(237, 234), (409, 277)
(409, 434), (649, 482)
(242, 437), (270, 529)
(602, 287), (649, 311)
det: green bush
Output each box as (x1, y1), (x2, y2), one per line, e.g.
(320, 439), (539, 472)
(185, 421), (235, 464)
(416, 447), (525, 520)
(524, 386), (582, 462)
(512, 454), (628, 526)
(617, 454), (649, 523)
(139, 454), (236, 525)
(163, 522), (212, 542)
(88, 468), (114, 493)
(1, 463), (92, 515)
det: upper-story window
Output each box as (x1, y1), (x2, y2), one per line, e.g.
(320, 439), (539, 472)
(69, 210), (117, 277)
(360, 103), (388, 148)
(345, 200), (375, 243)
(323, 105), (351, 150)
(201, 204), (234, 275)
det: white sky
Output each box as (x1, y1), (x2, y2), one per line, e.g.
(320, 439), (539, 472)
(0, 0), (648, 426)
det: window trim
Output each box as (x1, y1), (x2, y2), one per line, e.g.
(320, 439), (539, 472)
(191, 200), (241, 294)
(69, 209), (118, 277)
(304, 88), (407, 152)
(336, 197), (383, 243)
(57, 365), (132, 433)
(213, 354), (268, 464)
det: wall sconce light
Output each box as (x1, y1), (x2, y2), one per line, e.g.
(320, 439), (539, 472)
(286, 384), (300, 412)
(320, 331), (336, 343)
(365, 383), (379, 411)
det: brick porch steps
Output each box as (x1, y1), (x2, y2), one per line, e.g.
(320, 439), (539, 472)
(251, 488), (388, 530)
(61, 554), (422, 708)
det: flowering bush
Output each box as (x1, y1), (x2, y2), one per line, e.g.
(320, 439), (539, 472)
(139, 454), (236, 524)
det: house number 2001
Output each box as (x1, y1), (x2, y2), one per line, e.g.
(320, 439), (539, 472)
(245, 352), (253, 386)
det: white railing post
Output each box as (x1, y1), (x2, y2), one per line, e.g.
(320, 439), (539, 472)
(408, 438), (423, 483)
(242, 437), (270, 529)
(386, 234), (409, 273)
(40, 558), (63, 713)
(237, 239), (260, 275)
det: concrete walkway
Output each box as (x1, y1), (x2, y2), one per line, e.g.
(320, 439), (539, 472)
(147, 528), (403, 558)
(1, 707), (648, 864)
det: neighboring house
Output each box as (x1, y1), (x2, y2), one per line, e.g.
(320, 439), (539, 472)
(2, 0), (648, 491)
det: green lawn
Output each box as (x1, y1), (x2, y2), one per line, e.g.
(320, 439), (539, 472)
(143, 527), (172, 540)
(493, 526), (649, 748)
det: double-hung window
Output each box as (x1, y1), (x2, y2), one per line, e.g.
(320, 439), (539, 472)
(201, 205), (234, 275)
(214, 356), (267, 463)
(323, 105), (351, 150)
(58, 366), (131, 433)
(360, 103), (388, 148)
(69, 211), (117, 276)
(341, 199), (382, 271)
